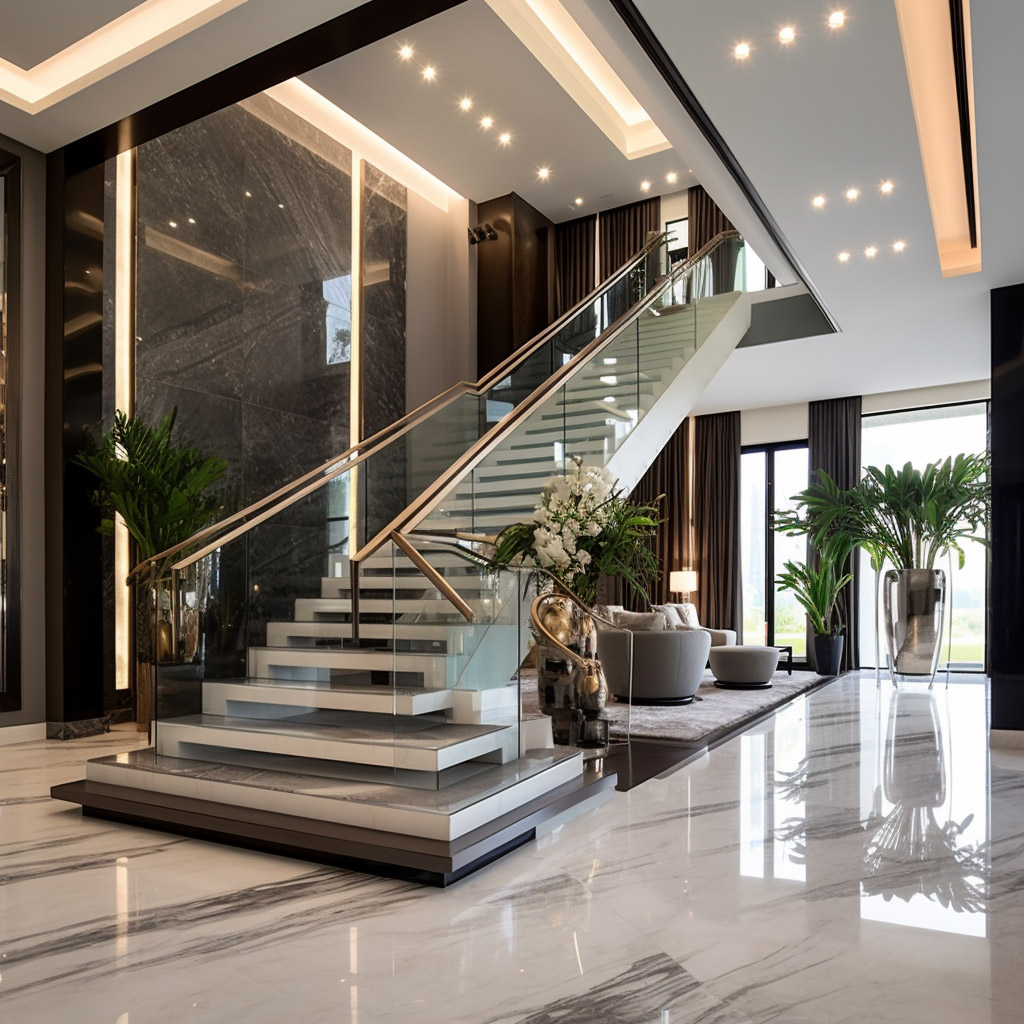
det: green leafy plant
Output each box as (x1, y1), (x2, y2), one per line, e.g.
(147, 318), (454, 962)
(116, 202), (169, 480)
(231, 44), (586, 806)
(488, 461), (661, 606)
(73, 409), (228, 581)
(775, 557), (852, 637)
(774, 454), (990, 572)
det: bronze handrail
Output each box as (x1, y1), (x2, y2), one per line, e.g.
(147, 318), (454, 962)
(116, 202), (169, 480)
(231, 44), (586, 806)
(353, 230), (740, 565)
(151, 232), (669, 576)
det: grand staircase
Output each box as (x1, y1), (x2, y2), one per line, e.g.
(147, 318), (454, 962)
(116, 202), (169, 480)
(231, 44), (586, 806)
(54, 231), (761, 883)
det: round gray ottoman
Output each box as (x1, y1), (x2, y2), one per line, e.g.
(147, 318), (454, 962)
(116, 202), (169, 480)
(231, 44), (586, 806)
(709, 645), (780, 689)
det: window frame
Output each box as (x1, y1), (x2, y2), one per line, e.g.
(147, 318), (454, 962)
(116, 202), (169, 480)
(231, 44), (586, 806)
(741, 438), (810, 661)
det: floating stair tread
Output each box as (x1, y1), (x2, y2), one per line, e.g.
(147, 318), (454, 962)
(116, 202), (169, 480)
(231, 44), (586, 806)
(164, 710), (506, 747)
(205, 679), (456, 716)
(158, 712), (510, 772)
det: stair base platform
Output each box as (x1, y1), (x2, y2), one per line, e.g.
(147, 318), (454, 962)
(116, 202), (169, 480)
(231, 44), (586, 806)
(51, 763), (615, 887)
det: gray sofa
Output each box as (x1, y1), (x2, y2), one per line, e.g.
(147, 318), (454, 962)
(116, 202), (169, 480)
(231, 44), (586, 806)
(597, 627), (712, 705)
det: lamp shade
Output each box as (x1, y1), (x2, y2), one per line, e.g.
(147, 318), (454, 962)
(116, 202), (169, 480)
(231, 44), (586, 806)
(669, 570), (698, 594)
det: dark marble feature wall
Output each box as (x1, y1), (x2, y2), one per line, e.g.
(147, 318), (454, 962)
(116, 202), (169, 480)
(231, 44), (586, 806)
(990, 283), (1024, 731)
(359, 162), (408, 546)
(133, 100), (408, 661)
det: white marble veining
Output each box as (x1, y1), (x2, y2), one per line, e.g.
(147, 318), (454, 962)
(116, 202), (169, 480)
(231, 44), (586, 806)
(3, 675), (1023, 1023)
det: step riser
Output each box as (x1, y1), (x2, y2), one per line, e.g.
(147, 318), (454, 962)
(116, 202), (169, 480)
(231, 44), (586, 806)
(249, 648), (451, 687)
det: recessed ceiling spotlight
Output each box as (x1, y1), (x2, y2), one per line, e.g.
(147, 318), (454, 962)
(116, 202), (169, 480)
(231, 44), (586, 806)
(458, 97), (472, 111)
(187, 217), (196, 224)
(499, 131), (511, 146)
(734, 42), (751, 59)
(168, 220), (178, 228)
(811, 195), (826, 208)
(779, 26), (795, 44)
(864, 245), (878, 258)
(828, 11), (845, 29)
(880, 179), (895, 194)
(892, 240), (906, 253)
(838, 251), (851, 262)
(422, 65), (436, 81)
(244, 190), (252, 197)
(600, 375), (617, 385)
(575, 197), (584, 206)
(278, 203), (285, 209)
(398, 44), (414, 60)
(538, 166), (550, 180)
(603, 396), (616, 403)
(640, 180), (651, 192)
(480, 115), (493, 130)
(845, 187), (859, 201)
(666, 171), (678, 184)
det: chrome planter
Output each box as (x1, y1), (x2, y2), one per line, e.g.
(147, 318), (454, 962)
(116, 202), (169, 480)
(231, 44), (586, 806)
(882, 568), (946, 682)
(534, 593), (609, 747)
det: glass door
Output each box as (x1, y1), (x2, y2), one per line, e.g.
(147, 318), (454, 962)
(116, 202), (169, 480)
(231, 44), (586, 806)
(741, 441), (809, 658)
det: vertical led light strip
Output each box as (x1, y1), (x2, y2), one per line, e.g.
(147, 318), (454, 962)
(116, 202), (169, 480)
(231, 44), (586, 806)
(348, 157), (364, 548)
(114, 149), (135, 691)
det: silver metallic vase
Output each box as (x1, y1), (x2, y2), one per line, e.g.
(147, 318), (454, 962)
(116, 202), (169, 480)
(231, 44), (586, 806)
(882, 568), (946, 682)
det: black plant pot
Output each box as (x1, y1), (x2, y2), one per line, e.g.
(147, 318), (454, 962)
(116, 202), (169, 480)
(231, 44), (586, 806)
(813, 634), (844, 676)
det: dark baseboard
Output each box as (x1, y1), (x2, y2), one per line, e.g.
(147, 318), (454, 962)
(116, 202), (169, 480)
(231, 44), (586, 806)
(46, 716), (112, 740)
(51, 767), (616, 886)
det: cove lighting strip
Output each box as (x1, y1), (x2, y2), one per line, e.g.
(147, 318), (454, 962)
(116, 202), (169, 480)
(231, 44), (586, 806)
(895, 0), (981, 276)
(114, 149), (135, 691)
(0, 0), (247, 115)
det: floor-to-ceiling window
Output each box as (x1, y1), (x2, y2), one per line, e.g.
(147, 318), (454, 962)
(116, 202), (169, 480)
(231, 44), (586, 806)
(741, 442), (810, 657)
(858, 401), (989, 670)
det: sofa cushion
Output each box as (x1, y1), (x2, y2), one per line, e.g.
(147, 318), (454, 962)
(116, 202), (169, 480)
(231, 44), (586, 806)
(612, 610), (667, 632)
(671, 602), (700, 627)
(652, 604), (685, 629)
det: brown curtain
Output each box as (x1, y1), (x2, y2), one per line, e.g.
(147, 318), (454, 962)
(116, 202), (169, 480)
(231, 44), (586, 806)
(623, 418), (690, 609)
(808, 396), (862, 671)
(693, 411), (742, 630)
(598, 197), (661, 280)
(688, 184), (737, 294)
(554, 214), (596, 316)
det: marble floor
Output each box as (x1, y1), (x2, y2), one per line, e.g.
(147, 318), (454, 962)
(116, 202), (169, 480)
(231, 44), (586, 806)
(2, 672), (1022, 1023)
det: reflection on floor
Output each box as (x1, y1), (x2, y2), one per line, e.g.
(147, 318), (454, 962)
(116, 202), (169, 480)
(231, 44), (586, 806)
(3, 672), (1022, 1023)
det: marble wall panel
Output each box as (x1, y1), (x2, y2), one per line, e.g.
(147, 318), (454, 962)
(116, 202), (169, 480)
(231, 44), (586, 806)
(360, 163), (408, 539)
(132, 103), (410, 652)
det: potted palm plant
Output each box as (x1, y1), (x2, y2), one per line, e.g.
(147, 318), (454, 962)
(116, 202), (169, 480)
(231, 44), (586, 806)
(775, 557), (852, 676)
(775, 454), (989, 681)
(74, 409), (228, 725)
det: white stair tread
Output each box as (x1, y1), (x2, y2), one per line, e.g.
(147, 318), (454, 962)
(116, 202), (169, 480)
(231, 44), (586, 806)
(158, 711), (511, 772)
(204, 678), (456, 716)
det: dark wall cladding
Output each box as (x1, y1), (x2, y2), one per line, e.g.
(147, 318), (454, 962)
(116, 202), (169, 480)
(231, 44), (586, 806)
(129, 97), (409, 661)
(133, 96), (356, 505)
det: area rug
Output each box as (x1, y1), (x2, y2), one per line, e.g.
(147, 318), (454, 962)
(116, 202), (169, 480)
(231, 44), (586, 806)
(521, 668), (830, 745)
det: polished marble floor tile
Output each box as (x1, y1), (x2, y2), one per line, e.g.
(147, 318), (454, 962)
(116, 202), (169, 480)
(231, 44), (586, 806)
(1, 675), (1021, 1023)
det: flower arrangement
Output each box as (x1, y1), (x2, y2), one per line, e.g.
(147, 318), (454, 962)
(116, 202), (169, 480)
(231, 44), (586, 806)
(488, 459), (661, 606)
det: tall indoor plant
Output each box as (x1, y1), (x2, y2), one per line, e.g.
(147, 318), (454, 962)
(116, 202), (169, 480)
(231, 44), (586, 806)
(775, 454), (989, 681)
(775, 556), (852, 676)
(74, 409), (228, 723)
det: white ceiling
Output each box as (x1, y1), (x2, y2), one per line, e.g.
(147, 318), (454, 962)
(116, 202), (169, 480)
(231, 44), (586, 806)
(302, 1), (697, 222)
(0, 0), (365, 151)
(0, 1), (143, 70)
(617, 0), (1023, 413)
